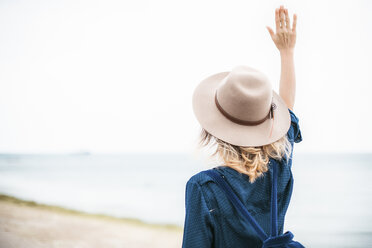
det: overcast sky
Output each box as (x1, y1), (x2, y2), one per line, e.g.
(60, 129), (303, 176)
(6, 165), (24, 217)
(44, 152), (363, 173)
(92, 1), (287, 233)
(0, 0), (371, 154)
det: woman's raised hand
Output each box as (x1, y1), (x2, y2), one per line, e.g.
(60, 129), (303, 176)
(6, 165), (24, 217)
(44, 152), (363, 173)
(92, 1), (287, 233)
(266, 5), (297, 53)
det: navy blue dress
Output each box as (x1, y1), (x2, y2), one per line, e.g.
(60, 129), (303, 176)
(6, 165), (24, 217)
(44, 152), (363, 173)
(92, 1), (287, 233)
(182, 108), (303, 248)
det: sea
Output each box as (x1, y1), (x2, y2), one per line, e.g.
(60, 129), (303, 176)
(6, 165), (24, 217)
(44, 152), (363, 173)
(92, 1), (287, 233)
(0, 152), (371, 247)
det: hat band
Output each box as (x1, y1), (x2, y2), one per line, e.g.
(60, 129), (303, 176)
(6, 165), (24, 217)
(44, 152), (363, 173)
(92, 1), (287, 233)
(214, 91), (276, 126)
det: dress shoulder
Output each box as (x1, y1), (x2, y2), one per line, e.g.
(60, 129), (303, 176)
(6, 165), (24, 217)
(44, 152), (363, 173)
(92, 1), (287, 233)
(287, 108), (303, 143)
(186, 170), (215, 187)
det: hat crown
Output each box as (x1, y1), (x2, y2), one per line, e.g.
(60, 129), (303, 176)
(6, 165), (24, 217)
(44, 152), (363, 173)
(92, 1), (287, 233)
(216, 66), (273, 122)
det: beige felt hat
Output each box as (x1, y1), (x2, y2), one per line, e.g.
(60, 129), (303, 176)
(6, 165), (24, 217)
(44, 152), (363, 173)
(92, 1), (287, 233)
(192, 65), (291, 147)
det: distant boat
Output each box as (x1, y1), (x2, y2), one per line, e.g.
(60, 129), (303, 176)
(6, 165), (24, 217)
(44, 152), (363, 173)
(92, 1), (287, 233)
(68, 151), (91, 156)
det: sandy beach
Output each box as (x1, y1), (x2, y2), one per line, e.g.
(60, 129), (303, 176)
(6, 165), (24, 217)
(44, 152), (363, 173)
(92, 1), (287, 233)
(0, 194), (183, 248)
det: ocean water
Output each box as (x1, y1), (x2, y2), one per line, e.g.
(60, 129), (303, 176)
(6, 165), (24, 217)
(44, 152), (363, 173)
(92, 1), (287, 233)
(0, 152), (371, 247)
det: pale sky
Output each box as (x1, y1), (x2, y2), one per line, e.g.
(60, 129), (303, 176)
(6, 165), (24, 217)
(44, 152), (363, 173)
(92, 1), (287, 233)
(0, 0), (371, 154)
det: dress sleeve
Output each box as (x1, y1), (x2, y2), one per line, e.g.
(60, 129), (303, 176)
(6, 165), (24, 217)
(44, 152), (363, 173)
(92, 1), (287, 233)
(287, 108), (303, 143)
(182, 179), (213, 248)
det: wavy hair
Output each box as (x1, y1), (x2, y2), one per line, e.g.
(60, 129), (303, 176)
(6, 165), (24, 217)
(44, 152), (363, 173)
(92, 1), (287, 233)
(197, 127), (292, 183)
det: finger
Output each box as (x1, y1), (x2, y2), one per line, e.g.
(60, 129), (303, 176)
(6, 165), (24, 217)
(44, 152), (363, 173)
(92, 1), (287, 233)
(280, 7), (285, 29)
(275, 8), (280, 31)
(266, 26), (274, 39)
(292, 13), (297, 32)
(285, 9), (291, 30)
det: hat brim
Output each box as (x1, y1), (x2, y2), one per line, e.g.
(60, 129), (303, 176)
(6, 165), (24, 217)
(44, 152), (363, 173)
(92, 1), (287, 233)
(192, 71), (291, 147)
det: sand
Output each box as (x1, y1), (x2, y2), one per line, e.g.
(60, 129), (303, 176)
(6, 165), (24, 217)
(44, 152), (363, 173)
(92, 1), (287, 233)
(0, 195), (184, 248)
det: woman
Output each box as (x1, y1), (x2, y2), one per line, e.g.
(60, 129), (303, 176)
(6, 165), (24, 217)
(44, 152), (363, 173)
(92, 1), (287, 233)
(182, 5), (303, 248)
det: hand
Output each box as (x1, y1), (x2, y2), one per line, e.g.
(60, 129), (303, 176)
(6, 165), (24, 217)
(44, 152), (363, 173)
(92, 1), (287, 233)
(266, 5), (297, 53)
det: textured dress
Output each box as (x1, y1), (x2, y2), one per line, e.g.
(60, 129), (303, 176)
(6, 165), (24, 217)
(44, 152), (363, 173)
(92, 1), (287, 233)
(182, 108), (303, 248)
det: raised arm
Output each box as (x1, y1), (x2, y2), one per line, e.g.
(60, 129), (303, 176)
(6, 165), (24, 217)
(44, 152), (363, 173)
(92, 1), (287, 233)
(266, 5), (297, 111)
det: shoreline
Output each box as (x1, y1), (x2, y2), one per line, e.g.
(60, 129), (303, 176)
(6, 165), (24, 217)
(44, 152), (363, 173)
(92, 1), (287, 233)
(0, 194), (183, 248)
(0, 194), (182, 231)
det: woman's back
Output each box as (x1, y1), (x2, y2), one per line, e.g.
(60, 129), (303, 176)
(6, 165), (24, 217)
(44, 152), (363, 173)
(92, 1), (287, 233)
(182, 108), (303, 247)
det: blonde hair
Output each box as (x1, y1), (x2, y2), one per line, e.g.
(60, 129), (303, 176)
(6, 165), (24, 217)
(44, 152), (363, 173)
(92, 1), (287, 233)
(197, 128), (292, 183)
